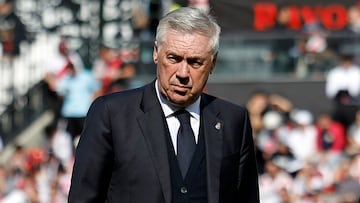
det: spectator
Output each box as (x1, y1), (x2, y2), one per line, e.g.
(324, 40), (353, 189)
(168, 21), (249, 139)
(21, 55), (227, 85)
(346, 5), (360, 65)
(291, 161), (326, 202)
(271, 142), (302, 175)
(0, 0), (28, 59)
(346, 109), (360, 155)
(259, 158), (294, 203)
(256, 110), (302, 175)
(285, 109), (318, 162)
(8, 145), (27, 176)
(347, 5), (360, 34)
(92, 43), (136, 95)
(292, 20), (336, 78)
(326, 54), (360, 102)
(246, 90), (271, 134)
(349, 154), (360, 182)
(56, 62), (100, 141)
(325, 54), (360, 128)
(333, 157), (360, 203)
(43, 37), (85, 124)
(255, 110), (284, 173)
(270, 7), (297, 75)
(246, 90), (293, 135)
(44, 122), (73, 168)
(316, 113), (346, 154)
(257, 111), (283, 156)
(50, 163), (72, 203)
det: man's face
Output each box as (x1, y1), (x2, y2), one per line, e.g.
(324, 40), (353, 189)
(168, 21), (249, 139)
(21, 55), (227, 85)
(153, 30), (217, 108)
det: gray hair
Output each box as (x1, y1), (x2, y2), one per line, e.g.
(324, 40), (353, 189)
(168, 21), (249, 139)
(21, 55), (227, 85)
(155, 7), (221, 55)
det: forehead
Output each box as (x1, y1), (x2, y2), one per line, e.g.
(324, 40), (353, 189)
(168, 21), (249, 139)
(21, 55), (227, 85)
(161, 30), (212, 56)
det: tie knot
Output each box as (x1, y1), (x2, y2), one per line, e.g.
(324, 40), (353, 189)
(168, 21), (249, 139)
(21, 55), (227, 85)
(175, 109), (191, 125)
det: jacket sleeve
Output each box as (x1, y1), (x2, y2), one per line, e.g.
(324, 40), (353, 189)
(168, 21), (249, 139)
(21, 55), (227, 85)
(237, 109), (260, 203)
(68, 96), (114, 203)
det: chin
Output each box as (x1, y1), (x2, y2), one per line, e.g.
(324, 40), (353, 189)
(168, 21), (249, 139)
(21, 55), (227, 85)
(168, 98), (189, 107)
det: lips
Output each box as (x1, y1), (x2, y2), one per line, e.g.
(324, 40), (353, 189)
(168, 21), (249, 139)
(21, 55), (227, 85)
(173, 84), (190, 95)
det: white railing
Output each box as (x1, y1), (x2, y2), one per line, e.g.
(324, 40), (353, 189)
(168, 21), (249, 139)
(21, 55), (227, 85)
(0, 33), (59, 114)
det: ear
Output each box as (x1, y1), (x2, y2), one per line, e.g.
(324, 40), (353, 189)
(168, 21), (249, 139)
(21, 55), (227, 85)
(153, 41), (158, 64)
(210, 52), (218, 74)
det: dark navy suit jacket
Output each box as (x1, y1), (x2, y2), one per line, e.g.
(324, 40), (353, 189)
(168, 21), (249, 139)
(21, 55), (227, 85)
(68, 80), (259, 203)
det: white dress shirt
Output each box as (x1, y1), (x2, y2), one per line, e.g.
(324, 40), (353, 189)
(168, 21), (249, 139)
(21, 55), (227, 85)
(155, 80), (200, 154)
(325, 65), (360, 99)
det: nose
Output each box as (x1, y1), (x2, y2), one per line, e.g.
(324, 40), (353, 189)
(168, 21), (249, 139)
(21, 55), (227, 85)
(176, 61), (190, 84)
(176, 61), (190, 78)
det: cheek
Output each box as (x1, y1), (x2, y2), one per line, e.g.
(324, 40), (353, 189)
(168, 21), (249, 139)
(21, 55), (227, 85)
(191, 71), (210, 87)
(158, 65), (176, 83)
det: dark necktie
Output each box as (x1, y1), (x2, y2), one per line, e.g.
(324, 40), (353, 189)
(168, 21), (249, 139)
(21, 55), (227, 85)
(176, 109), (196, 178)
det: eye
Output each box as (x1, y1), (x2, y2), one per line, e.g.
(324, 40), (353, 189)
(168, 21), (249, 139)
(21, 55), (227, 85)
(167, 54), (181, 63)
(187, 59), (203, 69)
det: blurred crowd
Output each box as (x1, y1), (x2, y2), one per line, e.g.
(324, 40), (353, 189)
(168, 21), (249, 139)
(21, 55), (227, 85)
(2, 46), (360, 202)
(1, 0), (360, 202)
(0, 34), (139, 202)
(248, 85), (360, 202)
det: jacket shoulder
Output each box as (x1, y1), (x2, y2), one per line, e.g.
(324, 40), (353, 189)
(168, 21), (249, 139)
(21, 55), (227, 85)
(202, 93), (248, 114)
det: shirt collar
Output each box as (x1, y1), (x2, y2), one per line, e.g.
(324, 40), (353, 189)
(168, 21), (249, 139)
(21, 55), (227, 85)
(155, 80), (200, 121)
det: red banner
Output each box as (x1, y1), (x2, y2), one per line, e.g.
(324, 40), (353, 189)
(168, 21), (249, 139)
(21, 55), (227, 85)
(209, 0), (360, 33)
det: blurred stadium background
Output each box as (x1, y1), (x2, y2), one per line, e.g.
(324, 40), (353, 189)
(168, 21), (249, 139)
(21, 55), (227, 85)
(2, 0), (357, 150)
(1, 0), (360, 201)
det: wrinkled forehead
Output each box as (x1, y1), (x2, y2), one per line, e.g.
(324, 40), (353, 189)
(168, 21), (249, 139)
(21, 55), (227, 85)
(158, 30), (212, 52)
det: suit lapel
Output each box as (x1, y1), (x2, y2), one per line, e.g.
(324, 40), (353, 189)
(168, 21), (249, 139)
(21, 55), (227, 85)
(137, 82), (172, 203)
(201, 95), (223, 203)
(136, 84), (224, 203)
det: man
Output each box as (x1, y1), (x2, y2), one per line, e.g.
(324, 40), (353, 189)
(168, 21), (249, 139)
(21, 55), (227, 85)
(0, 0), (28, 58)
(56, 63), (100, 142)
(325, 54), (360, 129)
(325, 54), (360, 103)
(68, 7), (259, 203)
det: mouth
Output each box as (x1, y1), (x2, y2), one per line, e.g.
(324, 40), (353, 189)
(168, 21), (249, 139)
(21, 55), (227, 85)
(173, 84), (191, 95)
